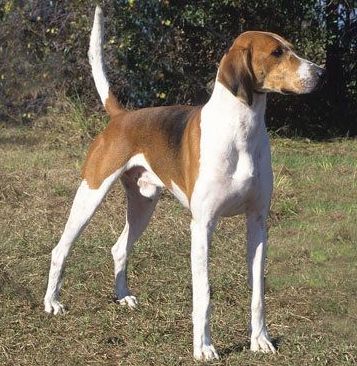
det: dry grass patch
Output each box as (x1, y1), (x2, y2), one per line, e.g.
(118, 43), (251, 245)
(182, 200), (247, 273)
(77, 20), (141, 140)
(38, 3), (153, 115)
(1, 123), (356, 365)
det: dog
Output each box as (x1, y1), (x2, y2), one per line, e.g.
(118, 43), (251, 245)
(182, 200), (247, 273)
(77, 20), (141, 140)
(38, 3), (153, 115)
(44, 6), (325, 361)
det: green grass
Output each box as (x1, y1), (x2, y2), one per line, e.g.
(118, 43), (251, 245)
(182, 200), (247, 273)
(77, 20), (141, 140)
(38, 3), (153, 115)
(0, 122), (356, 365)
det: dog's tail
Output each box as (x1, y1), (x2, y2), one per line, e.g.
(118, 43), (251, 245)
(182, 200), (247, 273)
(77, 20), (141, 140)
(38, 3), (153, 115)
(89, 6), (123, 116)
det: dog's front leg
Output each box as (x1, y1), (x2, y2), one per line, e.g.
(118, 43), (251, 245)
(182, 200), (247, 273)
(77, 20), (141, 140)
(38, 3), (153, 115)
(190, 218), (219, 361)
(246, 212), (276, 353)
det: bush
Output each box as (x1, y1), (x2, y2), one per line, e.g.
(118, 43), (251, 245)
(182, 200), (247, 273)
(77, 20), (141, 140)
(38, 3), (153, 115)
(0, 0), (356, 137)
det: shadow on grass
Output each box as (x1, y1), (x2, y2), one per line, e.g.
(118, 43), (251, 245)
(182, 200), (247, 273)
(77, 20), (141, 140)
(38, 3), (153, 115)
(105, 336), (126, 347)
(272, 336), (284, 351)
(0, 267), (37, 309)
(219, 341), (249, 358)
(0, 135), (40, 147)
(219, 336), (283, 358)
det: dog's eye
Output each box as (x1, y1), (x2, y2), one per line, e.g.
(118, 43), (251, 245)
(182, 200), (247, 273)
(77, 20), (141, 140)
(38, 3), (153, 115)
(271, 47), (283, 58)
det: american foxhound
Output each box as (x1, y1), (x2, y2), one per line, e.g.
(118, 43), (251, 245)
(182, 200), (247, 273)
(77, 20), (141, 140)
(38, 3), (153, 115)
(44, 6), (325, 361)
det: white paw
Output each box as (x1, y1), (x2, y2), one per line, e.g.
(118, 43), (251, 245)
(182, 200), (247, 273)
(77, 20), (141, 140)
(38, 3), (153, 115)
(116, 295), (138, 309)
(194, 344), (219, 361)
(250, 332), (276, 353)
(44, 298), (66, 315)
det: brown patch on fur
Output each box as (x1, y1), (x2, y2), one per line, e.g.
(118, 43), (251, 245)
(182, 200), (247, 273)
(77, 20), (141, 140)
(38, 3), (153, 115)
(218, 47), (254, 105)
(81, 105), (201, 201)
(104, 90), (124, 116)
(218, 31), (304, 97)
(81, 111), (132, 189)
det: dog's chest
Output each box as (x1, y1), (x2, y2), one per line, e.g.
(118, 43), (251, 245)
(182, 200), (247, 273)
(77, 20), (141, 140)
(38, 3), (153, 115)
(201, 135), (260, 189)
(196, 100), (266, 215)
(200, 103), (262, 176)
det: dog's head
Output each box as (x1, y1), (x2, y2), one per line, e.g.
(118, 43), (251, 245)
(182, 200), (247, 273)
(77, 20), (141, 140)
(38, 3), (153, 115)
(218, 31), (325, 105)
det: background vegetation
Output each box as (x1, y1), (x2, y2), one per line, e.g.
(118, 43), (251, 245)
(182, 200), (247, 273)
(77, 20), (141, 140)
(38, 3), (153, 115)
(0, 0), (356, 137)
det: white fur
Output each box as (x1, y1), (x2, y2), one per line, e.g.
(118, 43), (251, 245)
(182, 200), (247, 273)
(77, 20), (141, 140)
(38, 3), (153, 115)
(298, 59), (311, 80)
(137, 173), (160, 199)
(171, 181), (189, 208)
(126, 153), (164, 199)
(126, 153), (164, 187)
(88, 6), (110, 106)
(297, 56), (321, 93)
(189, 80), (275, 359)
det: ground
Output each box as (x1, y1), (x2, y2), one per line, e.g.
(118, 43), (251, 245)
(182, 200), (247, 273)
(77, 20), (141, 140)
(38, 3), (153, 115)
(0, 120), (356, 365)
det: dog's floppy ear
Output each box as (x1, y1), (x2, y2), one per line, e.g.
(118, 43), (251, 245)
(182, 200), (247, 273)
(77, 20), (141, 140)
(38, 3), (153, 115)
(218, 47), (254, 106)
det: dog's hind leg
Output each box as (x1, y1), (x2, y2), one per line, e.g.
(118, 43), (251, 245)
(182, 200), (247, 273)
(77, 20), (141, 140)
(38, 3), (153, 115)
(44, 170), (120, 315)
(112, 170), (160, 309)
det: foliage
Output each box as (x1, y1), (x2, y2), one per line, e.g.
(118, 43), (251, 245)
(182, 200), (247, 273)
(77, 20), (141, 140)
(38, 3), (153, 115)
(0, 0), (110, 123)
(0, 0), (356, 137)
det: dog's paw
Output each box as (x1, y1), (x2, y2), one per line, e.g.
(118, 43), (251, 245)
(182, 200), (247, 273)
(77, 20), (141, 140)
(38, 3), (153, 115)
(250, 332), (276, 353)
(194, 344), (219, 361)
(116, 295), (138, 309)
(44, 298), (66, 315)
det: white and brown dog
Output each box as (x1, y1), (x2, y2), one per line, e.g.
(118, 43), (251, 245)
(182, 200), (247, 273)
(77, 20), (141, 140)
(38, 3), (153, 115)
(44, 6), (325, 361)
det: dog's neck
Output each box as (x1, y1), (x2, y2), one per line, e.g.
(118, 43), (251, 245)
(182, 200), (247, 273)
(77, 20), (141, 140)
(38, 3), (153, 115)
(200, 79), (269, 162)
(208, 79), (267, 116)
(204, 80), (268, 143)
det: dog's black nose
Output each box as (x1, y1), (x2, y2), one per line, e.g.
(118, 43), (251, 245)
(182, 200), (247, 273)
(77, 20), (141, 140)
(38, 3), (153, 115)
(317, 67), (326, 79)
(314, 67), (326, 91)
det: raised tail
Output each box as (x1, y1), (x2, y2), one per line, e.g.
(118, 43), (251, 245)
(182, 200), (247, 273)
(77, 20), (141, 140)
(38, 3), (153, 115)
(88, 6), (122, 116)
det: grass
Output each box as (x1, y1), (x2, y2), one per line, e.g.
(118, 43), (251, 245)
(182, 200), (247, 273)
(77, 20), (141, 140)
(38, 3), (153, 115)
(0, 116), (356, 365)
